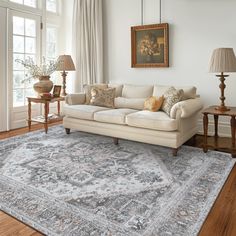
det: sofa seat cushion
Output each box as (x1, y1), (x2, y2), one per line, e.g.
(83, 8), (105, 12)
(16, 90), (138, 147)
(126, 110), (178, 131)
(94, 108), (137, 125)
(64, 105), (110, 120)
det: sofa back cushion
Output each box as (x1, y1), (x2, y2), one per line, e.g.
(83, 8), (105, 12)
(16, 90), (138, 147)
(122, 84), (153, 98)
(114, 97), (145, 110)
(176, 86), (197, 100)
(108, 84), (123, 97)
(153, 85), (197, 100)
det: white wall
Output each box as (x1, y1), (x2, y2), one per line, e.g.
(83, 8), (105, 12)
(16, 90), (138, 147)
(103, 0), (236, 136)
(0, 7), (7, 132)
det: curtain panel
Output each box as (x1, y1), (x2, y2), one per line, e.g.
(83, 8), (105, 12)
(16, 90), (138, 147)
(72, 0), (103, 92)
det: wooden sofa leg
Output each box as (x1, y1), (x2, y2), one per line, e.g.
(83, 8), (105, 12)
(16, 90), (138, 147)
(65, 128), (71, 134)
(113, 138), (119, 145)
(172, 148), (178, 156)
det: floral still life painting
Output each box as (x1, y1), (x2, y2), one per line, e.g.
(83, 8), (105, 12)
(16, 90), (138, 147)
(131, 23), (169, 68)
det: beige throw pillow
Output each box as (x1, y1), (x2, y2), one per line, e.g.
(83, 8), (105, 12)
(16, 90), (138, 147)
(144, 96), (164, 112)
(84, 84), (108, 104)
(162, 87), (184, 115)
(90, 87), (116, 108)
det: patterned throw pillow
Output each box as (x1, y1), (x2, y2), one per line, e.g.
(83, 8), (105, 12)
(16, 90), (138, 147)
(162, 87), (184, 115)
(144, 96), (164, 112)
(83, 84), (108, 104)
(90, 87), (116, 108)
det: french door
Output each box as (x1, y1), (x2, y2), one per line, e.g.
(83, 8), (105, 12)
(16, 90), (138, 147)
(0, 7), (7, 132)
(8, 10), (41, 129)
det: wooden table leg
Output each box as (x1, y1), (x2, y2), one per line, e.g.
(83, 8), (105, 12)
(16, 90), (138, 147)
(214, 115), (219, 137)
(44, 101), (49, 134)
(214, 114), (219, 148)
(28, 100), (31, 131)
(203, 113), (208, 153)
(57, 100), (60, 116)
(231, 116), (236, 155)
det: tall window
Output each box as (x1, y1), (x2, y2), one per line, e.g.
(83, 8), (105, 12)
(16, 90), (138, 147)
(10, 0), (37, 8)
(46, 0), (57, 13)
(46, 25), (58, 83)
(46, 26), (57, 59)
(12, 15), (38, 107)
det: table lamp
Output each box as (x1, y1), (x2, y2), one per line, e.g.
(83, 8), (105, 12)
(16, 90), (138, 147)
(57, 55), (75, 96)
(209, 48), (236, 112)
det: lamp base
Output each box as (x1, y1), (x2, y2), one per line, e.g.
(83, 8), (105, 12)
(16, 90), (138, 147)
(61, 71), (68, 97)
(215, 73), (230, 113)
(215, 105), (230, 112)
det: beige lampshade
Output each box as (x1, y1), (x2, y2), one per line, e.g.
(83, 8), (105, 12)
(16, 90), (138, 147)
(57, 55), (75, 71)
(209, 48), (236, 73)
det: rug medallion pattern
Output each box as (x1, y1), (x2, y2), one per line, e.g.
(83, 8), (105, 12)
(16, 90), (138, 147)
(0, 126), (235, 235)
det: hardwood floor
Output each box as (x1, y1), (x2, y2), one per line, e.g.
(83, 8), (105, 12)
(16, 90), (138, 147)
(0, 126), (235, 236)
(0, 211), (42, 236)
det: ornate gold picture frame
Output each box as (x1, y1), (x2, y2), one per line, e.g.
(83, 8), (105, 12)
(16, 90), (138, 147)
(131, 23), (169, 68)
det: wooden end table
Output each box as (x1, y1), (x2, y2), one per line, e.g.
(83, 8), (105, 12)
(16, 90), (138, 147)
(202, 106), (236, 157)
(27, 96), (65, 133)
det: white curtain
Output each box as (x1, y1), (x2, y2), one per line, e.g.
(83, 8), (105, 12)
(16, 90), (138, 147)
(72, 0), (103, 92)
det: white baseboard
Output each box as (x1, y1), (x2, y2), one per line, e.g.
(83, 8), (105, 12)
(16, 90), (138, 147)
(197, 119), (231, 137)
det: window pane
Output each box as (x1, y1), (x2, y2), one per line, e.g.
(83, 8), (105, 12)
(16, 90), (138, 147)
(25, 19), (36, 37)
(47, 27), (56, 42)
(46, 42), (56, 58)
(24, 0), (36, 8)
(13, 89), (24, 107)
(13, 71), (25, 88)
(25, 37), (35, 53)
(13, 53), (25, 70)
(46, 0), (57, 13)
(13, 35), (24, 53)
(25, 54), (35, 63)
(49, 73), (58, 84)
(13, 16), (24, 35)
(10, 0), (23, 4)
(25, 88), (35, 99)
(46, 26), (57, 59)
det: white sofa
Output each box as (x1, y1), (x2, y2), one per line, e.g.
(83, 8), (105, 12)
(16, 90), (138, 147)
(63, 84), (203, 155)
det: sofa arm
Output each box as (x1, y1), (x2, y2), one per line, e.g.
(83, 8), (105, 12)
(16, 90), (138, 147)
(65, 93), (86, 105)
(170, 97), (203, 119)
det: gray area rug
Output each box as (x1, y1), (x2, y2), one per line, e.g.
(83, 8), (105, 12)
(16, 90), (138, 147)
(0, 126), (235, 236)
